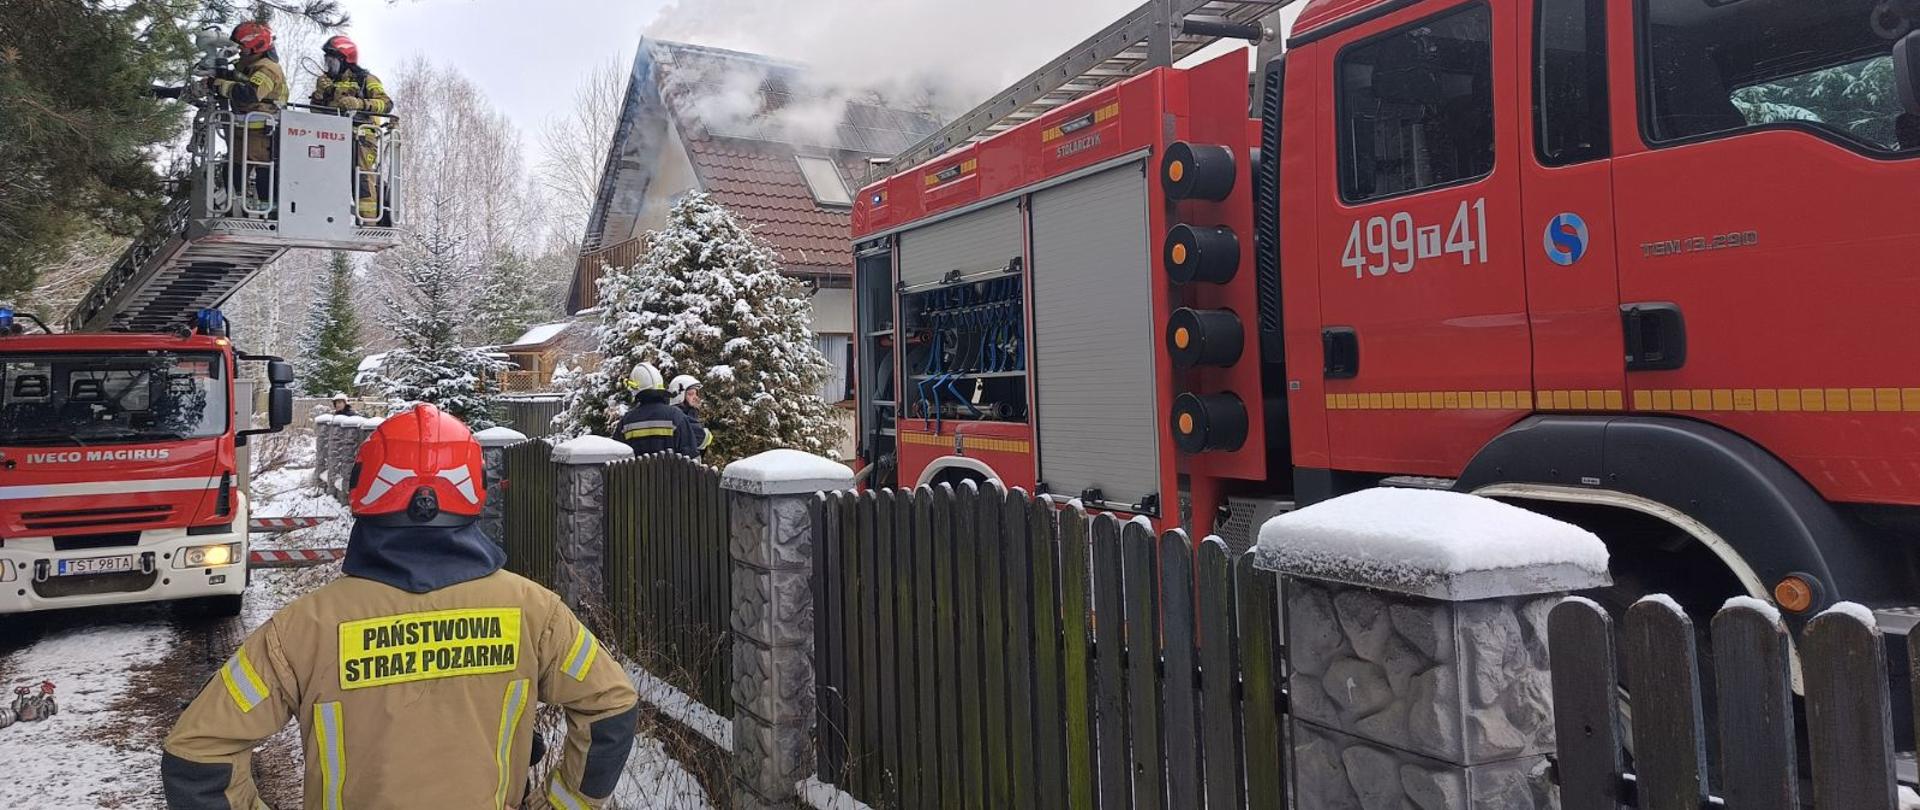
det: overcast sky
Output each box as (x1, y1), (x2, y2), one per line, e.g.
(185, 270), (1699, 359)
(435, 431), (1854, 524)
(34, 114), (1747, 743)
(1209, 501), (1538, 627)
(324, 0), (1304, 142)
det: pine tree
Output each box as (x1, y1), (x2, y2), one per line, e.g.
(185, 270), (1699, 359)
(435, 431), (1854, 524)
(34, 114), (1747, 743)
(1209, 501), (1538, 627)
(294, 251), (360, 395)
(466, 249), (549, 346)
(375, 215), (510, 427)
(558, 193), (844, 462)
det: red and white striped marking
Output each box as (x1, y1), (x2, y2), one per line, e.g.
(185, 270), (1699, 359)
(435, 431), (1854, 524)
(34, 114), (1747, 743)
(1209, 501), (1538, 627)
(248, 516), (332, 533)
(248, 547), (346, 568)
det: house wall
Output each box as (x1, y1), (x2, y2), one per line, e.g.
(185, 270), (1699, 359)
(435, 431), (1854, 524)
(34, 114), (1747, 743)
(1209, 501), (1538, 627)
(615, 119), (702, 244)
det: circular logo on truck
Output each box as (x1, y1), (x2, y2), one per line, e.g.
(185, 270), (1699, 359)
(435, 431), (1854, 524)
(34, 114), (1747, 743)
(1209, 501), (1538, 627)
(1544, 213), (1590, 266)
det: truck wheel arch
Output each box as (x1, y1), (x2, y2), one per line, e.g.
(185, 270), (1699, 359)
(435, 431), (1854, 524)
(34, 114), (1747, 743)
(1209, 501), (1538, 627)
(1456, 415), (1894, 616)
(915, 456), (998, 489)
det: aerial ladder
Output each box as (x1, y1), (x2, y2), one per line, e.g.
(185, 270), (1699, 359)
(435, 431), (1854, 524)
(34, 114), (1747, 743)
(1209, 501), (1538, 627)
(64, 29), (405, 333)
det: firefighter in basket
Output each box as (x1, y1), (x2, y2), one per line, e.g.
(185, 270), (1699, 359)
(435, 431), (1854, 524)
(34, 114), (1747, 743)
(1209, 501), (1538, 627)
(616, 363), (711, 457)
(162, 404), (638, 809)
(210, 21), (288, 216)
(309, 35), (395, 224)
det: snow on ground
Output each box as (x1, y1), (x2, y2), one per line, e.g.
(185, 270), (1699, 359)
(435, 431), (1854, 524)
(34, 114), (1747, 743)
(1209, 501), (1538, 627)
(0, 622), (178, 808)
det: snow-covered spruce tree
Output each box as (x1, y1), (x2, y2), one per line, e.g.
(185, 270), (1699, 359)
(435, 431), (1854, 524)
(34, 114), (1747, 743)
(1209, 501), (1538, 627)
(558, 193), (843, 463)
(373, 215), (510, 428)
(466, 249), (550, 347)
(294, 251), (360, 396)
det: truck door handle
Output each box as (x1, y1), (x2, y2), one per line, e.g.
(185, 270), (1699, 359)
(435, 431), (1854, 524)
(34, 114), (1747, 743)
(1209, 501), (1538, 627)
(1622, 303), (1686, 371)
(1322, 327), (1359, 379)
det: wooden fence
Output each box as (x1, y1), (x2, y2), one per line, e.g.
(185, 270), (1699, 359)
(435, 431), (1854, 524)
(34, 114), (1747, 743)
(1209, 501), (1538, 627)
(501, 440), (557, 588)
(1551, 597), (1914, 810)
(494, 396), (566, 435)
(809, 482), (1288, 810)
(603, 452), (733, 715)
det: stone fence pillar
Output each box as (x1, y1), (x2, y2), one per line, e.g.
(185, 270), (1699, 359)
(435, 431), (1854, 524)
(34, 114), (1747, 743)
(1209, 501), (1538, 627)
(313, 415), (335, 491)
(332, 415), (368, 497)
(550, 436), (632, 611)
(473, 427), (526, 547)
(722, 449), (854, 810)
(1255, 488), (1611, 810)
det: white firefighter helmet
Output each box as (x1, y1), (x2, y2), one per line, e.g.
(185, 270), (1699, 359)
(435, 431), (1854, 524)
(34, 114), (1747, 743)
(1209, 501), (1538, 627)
(626, 362), (665, 392)
(668, 374), (702, 405)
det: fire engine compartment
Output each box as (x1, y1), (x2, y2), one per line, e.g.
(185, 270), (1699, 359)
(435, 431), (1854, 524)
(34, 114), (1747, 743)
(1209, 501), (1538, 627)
(854, 52), (1270, 522)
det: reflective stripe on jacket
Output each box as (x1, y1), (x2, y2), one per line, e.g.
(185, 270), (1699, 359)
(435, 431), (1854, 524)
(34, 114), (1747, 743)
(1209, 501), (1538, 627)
(161, 570), (638, 809)
(311, 66), (394, 115)
(616, 400), (708, 457)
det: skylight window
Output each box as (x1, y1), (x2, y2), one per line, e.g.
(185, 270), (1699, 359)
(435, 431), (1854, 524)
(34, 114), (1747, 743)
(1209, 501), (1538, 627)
(795, 156), (853, 207)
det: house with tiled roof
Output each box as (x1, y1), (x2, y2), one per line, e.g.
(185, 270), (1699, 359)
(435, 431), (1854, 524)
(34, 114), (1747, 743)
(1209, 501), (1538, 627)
(570, 40), (941, 409)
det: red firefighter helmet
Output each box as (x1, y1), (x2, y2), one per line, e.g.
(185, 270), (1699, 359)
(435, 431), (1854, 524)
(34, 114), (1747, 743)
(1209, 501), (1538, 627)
(322, 35), (359, 65)
(231, 21), (274, 57)
(349, 403), (486, 527)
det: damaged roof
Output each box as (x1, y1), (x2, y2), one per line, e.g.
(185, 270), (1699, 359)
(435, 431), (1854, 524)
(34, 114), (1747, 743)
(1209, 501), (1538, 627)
(581, 40), (940, 278)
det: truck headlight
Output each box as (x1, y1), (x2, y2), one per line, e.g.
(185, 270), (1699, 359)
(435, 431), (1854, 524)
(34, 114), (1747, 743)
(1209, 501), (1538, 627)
(183, 543), (239, 568)
(0, 560), (13, 582)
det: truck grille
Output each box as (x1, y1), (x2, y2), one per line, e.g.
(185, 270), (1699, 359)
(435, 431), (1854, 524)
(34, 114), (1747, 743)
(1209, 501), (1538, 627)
(50, 532), (144, 551)
(24, 505), (174, 532)
(33, 569), (159, 598)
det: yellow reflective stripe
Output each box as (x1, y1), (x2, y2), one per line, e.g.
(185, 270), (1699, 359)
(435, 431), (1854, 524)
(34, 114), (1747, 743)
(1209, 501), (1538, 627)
(493, 678), (530, 808)
(220, 648), (269, 712)
(562, 625), (597, 681)
(548, 777), (590, 810)
(315, 701), (345, 810)
(621, 427), (675, 439)
(699, 429), (713, 450)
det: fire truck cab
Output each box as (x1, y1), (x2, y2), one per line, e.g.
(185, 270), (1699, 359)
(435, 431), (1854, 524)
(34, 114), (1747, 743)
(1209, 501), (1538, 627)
(854, 0), (1920, 627)
(0, 323), (294, 615)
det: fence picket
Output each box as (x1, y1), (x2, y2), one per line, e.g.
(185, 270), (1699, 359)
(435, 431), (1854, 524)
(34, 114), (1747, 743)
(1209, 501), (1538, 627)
(1159, 531), (1201, 810)
(1003, 489), (1040, 808)
(893, 488), (923, 806)
(979, 485), (1014, 808)
(915, 487), (943, 808)
(1092, 515), (1132, 810)
(1622, 599), (1709, 810)
(815, 492), (845, 781)
(1056, 506), (1097, 810)
(954, 483), (988, 809)
(856, 490), (882, 800)
(1195, 537), (1242, 810)
(1548, 598), (1623, 810)
(671, 458), (689, 687)
(836, 491), (863, 795)
(1804, 609), (1898, 810)
(932, 485), (964, 810)
(1711, 602), (1797, 810)
(876, 490), (904, 805)
(648, 455), (667, 665)
(1122, 521), (1165, 810)
(1234, 556), (1284, 810)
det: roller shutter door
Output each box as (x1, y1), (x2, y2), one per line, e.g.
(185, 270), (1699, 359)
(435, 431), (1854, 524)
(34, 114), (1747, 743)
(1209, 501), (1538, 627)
(896, 201), (1023, 288)
(1029, 163), (1159, 505)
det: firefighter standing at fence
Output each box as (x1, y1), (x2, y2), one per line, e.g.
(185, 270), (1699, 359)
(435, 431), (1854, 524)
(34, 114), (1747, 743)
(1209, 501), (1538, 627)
(616, 363), (709, 457)
(161, 404), (638, 809)
(309, 35), (394, 223)
(202, 21), (288, 214)
(667, 374), (715, 458)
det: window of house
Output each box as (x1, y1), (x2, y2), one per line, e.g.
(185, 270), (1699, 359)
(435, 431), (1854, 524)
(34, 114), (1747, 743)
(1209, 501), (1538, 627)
(796, 156), (853, 206)
(1337, 4), (1496, 202)
(1536, 0), (1610, 165)
(1642, 0), (1912, 152)
(814, 334), (853, 403)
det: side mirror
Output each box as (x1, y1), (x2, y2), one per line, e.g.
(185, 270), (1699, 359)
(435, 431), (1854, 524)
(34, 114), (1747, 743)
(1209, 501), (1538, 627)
(267, 359), (295, 386)
(1896, 32), (1920, 115)
(268, 387), (293, 430)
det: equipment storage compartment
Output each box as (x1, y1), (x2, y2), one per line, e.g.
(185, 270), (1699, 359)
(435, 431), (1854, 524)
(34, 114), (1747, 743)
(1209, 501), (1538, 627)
(855, 238), (898, 487)
(898, 263), (1028, 433)
(1029, 161), (1160, 510)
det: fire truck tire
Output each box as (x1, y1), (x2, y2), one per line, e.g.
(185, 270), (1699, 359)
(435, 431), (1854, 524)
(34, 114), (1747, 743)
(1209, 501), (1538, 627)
(1457, 415), (1898, 624)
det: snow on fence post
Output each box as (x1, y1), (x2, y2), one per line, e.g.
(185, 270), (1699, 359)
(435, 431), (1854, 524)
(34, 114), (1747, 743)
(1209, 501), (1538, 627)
(549, 436), (633, 612)
(721, 449), (854, 810)
(1254, 488), (1611, 810)
(313, 414), (335, 491)
(473, 427), (527, 547)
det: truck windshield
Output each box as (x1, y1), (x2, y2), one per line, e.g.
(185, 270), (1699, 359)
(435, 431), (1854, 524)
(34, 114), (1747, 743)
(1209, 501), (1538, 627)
(0, 352), (228, 445)
(1643, 0), (1910, 152)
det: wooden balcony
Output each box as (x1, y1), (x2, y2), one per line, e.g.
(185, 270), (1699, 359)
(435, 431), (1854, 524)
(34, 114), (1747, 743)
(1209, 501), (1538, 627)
(572, 237), (648, 311)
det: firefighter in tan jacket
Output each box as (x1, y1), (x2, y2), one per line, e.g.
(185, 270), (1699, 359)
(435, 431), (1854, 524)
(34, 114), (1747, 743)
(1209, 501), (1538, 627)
(162, 404), (638, 809)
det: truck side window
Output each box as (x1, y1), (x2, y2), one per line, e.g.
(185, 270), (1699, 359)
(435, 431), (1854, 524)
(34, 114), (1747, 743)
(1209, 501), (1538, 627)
(1337, 3), (1495, 202)
(1642, 0), (1912, 152)
(1536, 0), (1609, 165)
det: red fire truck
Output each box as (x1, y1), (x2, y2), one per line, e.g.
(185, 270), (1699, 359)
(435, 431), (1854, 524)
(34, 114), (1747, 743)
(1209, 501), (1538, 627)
(851, 0), (1920, 628)
(0, 32), (403, 615)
